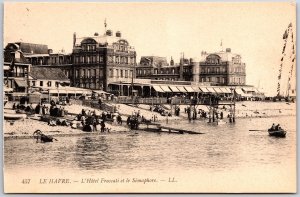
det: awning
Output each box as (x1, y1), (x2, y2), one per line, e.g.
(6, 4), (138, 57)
(169, 86), (180, 92)
(206, 87), (216, 93)
(192, 86), (201, 92)
(199, 87), (210, 93)
(219, 87), (231, 94)
(152, 85), (165, 92)
(160, 85), (172, 92)
(185, 86), (195, 92)
(15, 79), (28, 87)
(49, 89), (67, 94)
(213, 87), (223, 93)
(93, 90), (110, 95)
(225, 87), (232, 93)
(176, 86), (187, 92)
(235, 88), (244, 95)
(242, 86), (256, 92)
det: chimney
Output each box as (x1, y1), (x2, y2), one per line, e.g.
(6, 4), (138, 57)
(73, 32), (76, 47)
(116, 31), (121, 37)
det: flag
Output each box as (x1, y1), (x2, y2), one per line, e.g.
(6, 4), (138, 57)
(288, 22), (292, 28)
(104, 18), (107, 28)
(220, 40), (223, 47)
(281, 57), (283, 61)
(283, 30), (288, 39)
(292, 58), (295, 62)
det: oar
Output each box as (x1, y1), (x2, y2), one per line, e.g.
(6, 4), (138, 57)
(249, 129), (266, 131)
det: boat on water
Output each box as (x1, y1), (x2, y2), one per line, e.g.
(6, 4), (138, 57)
(33, 130), (55, 143)
(4, 113), (27, 120)
(268, 129), (287, 138)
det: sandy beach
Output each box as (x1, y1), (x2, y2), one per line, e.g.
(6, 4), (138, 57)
(4, 101), (296, 139)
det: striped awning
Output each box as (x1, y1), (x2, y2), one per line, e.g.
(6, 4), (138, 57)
(152, 85), (164, 92)
(192, 86), (202, 92)
(176, 86), (187, 92)
(169, 86), (180, 92)
(213, 87), (223, 93)
(199, 87), (210, 93)
(219, 87), (232, 94)
(235, 88), (244, 95)
(160, 85), (172, 92)
(206, 87), (216, 93)
(185, 86), (195, 92)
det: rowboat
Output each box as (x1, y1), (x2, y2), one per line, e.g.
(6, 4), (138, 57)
(4, 113), (27, 120)
(268, 129), (286, 138)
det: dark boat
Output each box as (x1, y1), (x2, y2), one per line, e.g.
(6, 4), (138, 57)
(268, 129), (287, 138)
(33, 130), (54, 143)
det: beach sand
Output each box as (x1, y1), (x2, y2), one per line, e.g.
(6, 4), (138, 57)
(4, 101), (295, 138)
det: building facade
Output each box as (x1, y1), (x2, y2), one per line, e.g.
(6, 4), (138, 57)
(136, 56), (181, 81)
(200, 48), (246, 86)
(71, 30), (136, 91)
(136, 48), (246, 86)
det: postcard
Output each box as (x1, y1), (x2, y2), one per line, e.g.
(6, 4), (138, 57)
(3, 2), (296, 193)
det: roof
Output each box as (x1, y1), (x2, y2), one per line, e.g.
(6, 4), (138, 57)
(14, 42), (49, 54)
(75, 34), (130, 47)
(4, 50), (29, 64)
(140, 56), (169, 67)
(201, 51), (241, 62)
(29, 67), (69, 81)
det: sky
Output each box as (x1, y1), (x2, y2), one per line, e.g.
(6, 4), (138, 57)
(3, 2), (296, 96)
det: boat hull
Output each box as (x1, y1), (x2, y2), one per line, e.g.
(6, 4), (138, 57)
(4, 113), (27, 120)
(268, 129), (287, 138)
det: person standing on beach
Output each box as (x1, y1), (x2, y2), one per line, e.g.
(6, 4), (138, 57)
(100, 121), (106, 133)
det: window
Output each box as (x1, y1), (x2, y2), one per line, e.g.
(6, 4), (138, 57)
(76, 69), (79, 78)
(116, 69), (119, 77)
(120, 70), (124, 78)
(100, 56), (104, 63)
(130, 70), (133, 78)
(99, 69), (103, 77)
(56, 82), (59, 87)
(87, 69), (91, 78)
(47, 81), (52, 87)
(125, 70), (128, 78)
(82, 69), (86, 77)
(40, 81), (43, 87)
(65, 70), (69, 77)
(110, 69), (113, 77)
(94, 69), (97, 77)
(172, 69), (175, 74)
